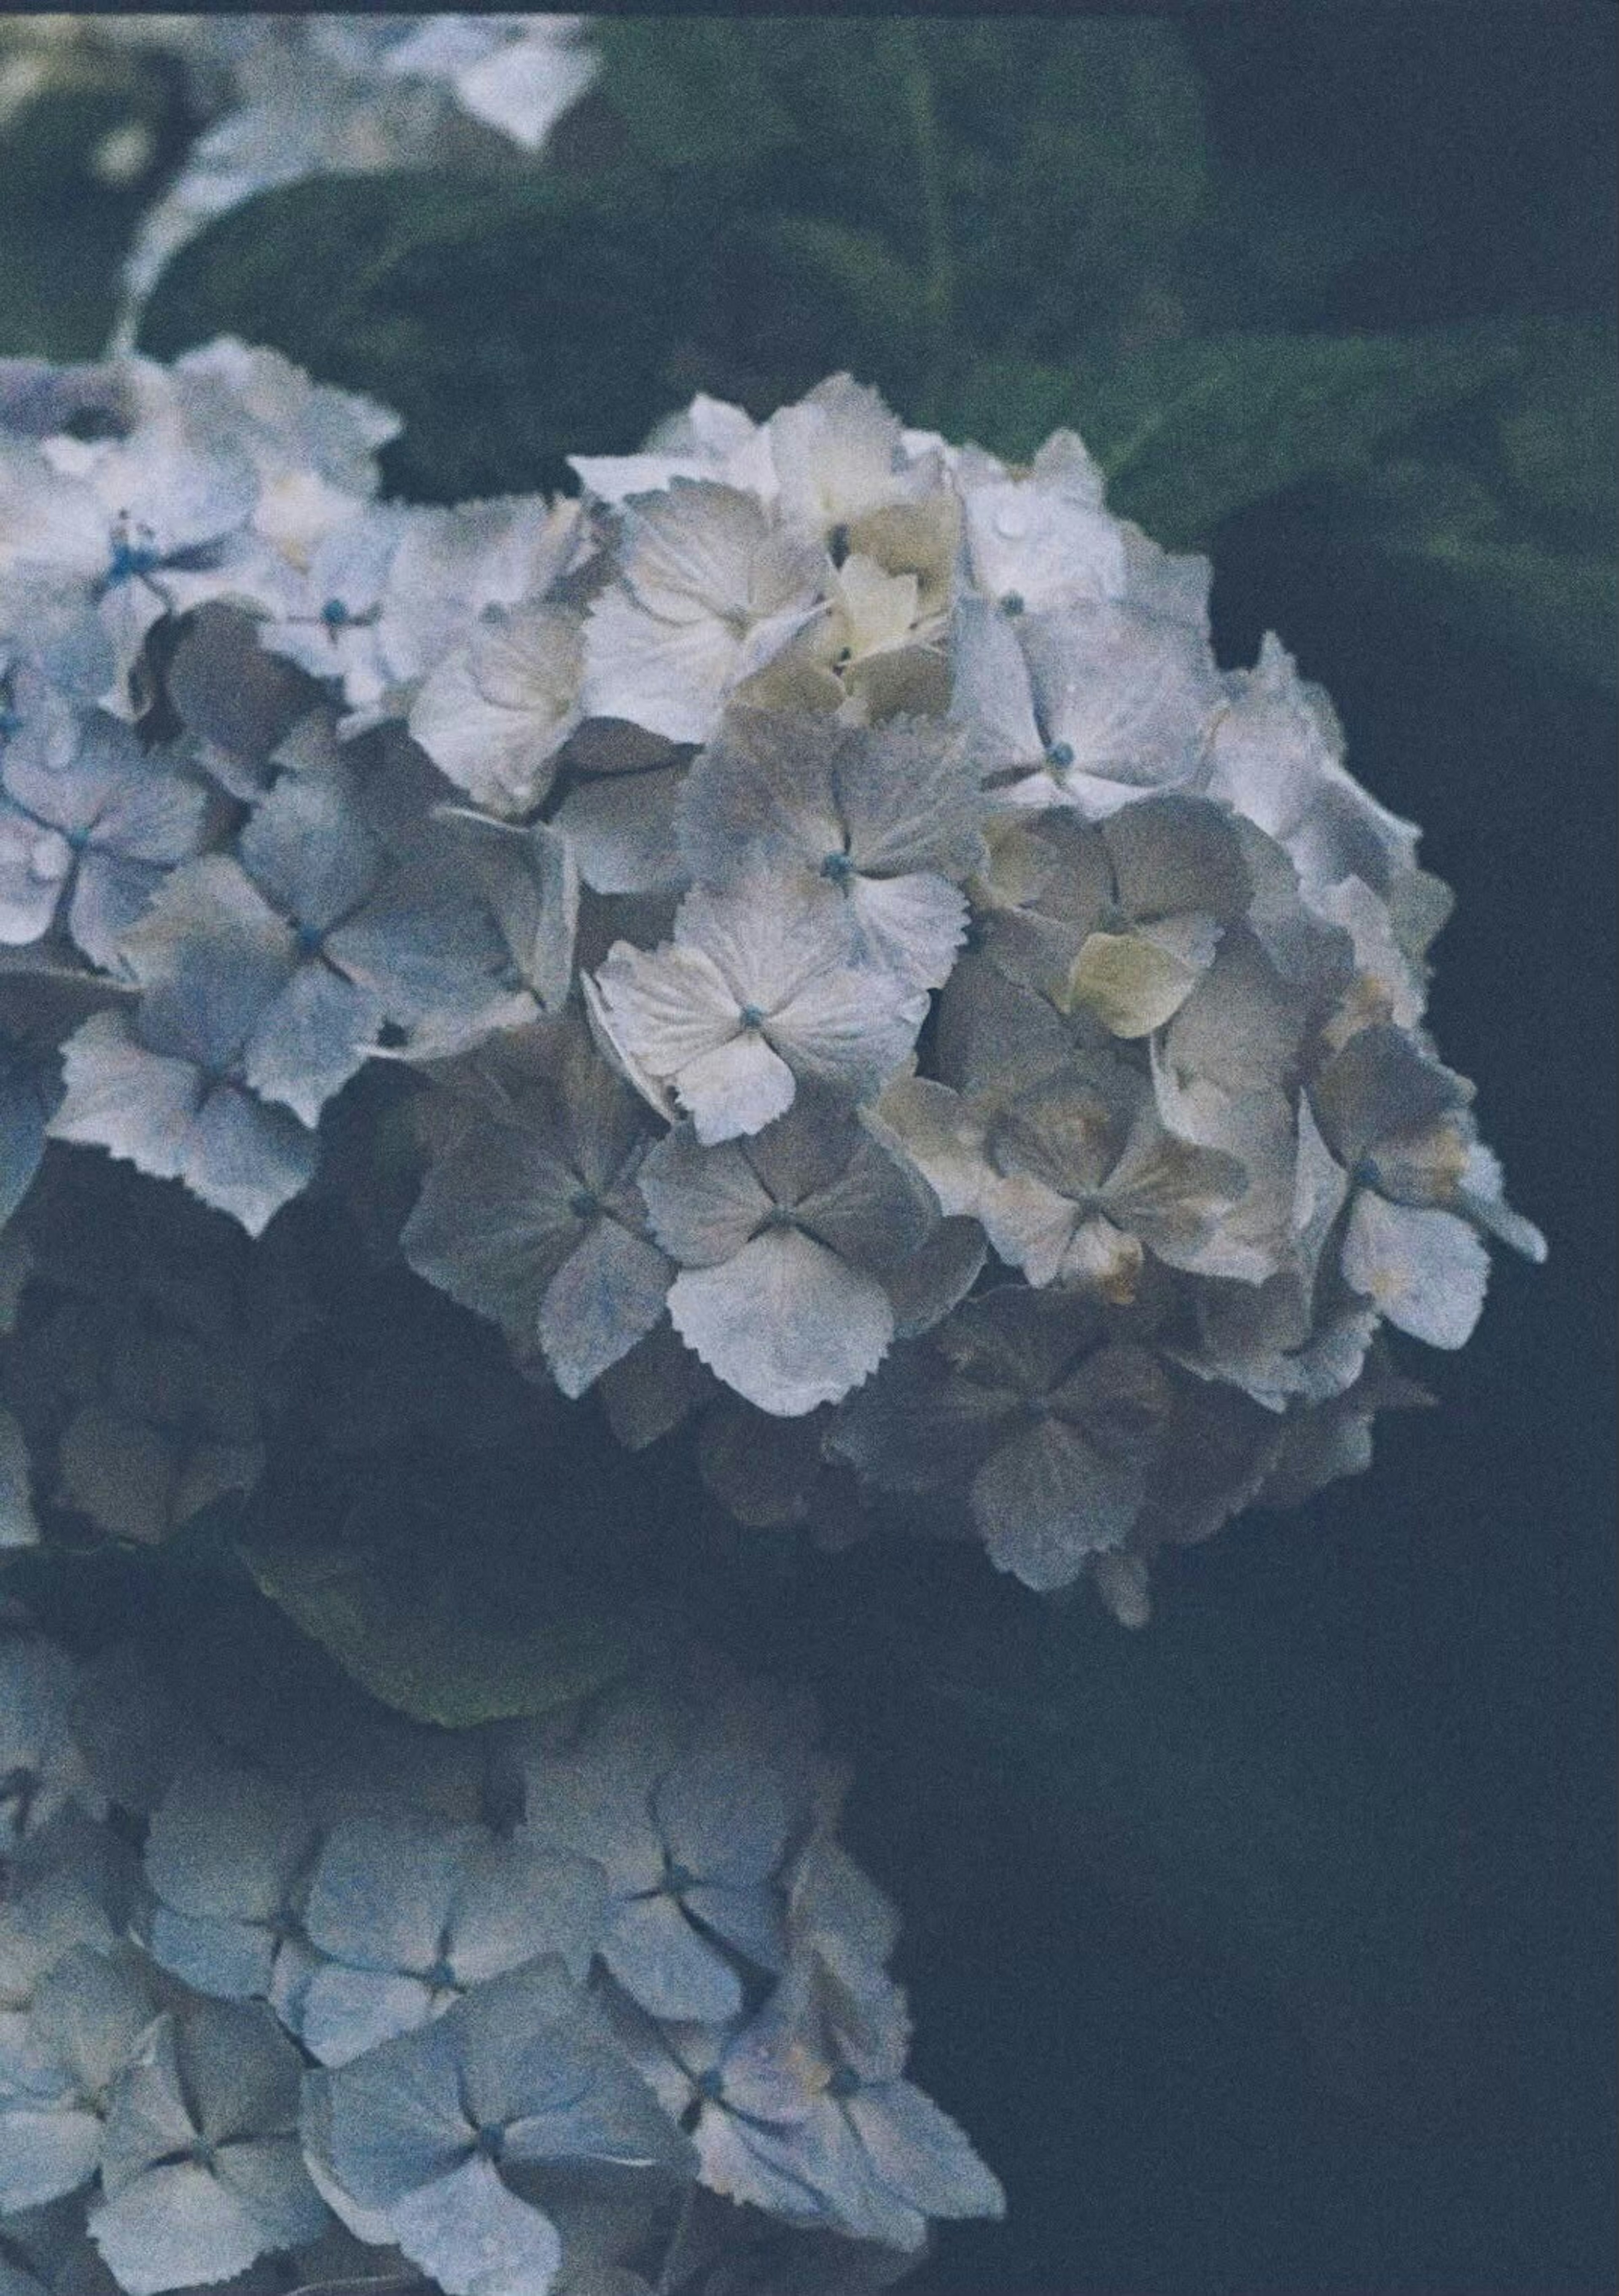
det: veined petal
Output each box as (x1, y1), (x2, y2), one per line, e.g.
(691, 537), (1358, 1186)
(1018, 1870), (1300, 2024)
(668, 1226), (894, 1416)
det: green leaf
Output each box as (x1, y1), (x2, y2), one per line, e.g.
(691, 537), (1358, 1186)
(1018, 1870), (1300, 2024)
(1320, 457), (1617, 691)
(0, 1405), (40, 1548)
(947, 324), (1537, 547)
(594, 19), (799, 172)
(139, 170), (727, 501)
(1495, 317), (1617, 542)
(755, 218), (929, 350)
(241, 1540), (633, 1728)
(0, 44), (180, 359)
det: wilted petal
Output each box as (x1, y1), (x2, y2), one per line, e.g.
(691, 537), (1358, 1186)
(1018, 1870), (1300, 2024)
(972, 1417), (1148, 1591)
(1062, 930), (1206, 1038)
(553, 764), (687, 898)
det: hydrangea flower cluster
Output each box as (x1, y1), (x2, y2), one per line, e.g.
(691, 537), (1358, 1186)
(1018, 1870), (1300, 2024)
(0, 347), (1543, 1616)
(5, 15), (599, 347)
(0, 1615), (1001, 2295)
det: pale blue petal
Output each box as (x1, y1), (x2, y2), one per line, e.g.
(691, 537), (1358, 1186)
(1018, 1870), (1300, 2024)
(291, 1962), (435, 2070)
(302, 1811), (477, 1973)
(387, 2155), (562, 2296)
(603, 1892), (742, 2025)
(241, 963), (381, 1125)
(90, 2160), (279, 2296)
(654, 1744), (788, 1890)
(538, 1220), (671, 1400)
(846, 2080), (1004, 2222)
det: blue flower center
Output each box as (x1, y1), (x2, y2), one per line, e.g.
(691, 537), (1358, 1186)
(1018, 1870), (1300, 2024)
(1046, 741), (1075, 770)
(106, 536), (161, 587)
(427, 1956), (457, 1988)
(827, 2066), (862, 2101)
(568, 1187), (600, 1221)
(293, 921), (325, 958)
(820, 850), (856, 886)
(1000, 591), (1025, 616)
(694, 2067), (725, 2104)
(1354, 1156), (1385, 1190)
(320, 598), (352, 628)
(0, 707), (22, 741)
(664, 1859), (699, 1896)
(738, 1004), (766, 1031)
(473, 2122), (505, 2161)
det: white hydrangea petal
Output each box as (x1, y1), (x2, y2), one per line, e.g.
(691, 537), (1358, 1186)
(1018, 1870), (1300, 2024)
(675, 1031), (797, 1145)
(90, 2159), (273, 2296)
(177, 1083), (320, 1236)
(949, 595), (1045, 773)
(845, 872), (968, 991)
(677, 880), (855, 1016)
(846, 2081), (1006, 2224)
(592, 941), (741, 1076)
(293, 1963), (436, 2069)
(0, 808), (72, 945)
(765, 965), (928, 1103)
(241, 964), (381, 1125)
(48, 1010), (197, 1183)
(1341, 1192), (1489, 1350)
(768, 375), (909, 534)
(668, 1227), (893, 1417)
(410, 604), (582, 818)
(962, 447), (1126, 611)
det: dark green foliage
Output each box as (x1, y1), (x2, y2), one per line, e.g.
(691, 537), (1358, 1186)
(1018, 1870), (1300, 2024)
(241, 1539), (632, 1728)
(1307, 320), (1619, 688)
(0, 44), (184, 358)
(946, 323), (1536, 538)
(142, 170), (723, 501)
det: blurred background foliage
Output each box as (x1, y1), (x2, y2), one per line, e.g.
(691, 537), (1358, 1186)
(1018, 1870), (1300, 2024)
(1, 8), (1614, 2291)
